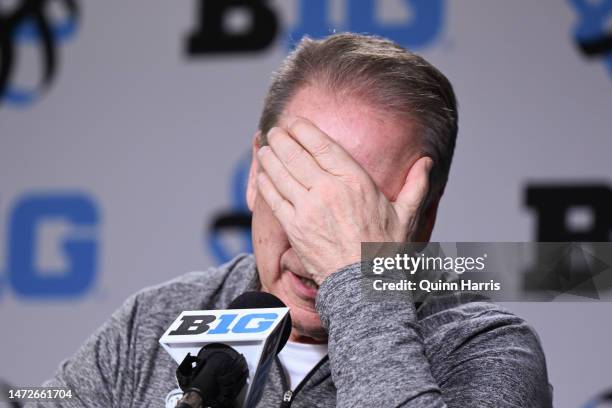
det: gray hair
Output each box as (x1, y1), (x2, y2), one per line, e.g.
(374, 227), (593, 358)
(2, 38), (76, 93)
(258, 33), (458, 210)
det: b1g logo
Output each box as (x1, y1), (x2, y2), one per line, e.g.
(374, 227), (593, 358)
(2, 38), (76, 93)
(0, 192), (99, 299)
(0, 0), (80, 107)
(186, 0), (444, 55)
(168, 312), (279, 336)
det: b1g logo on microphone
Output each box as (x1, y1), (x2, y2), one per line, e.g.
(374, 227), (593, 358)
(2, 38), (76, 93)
(0, 192), (100, 300)
(186, 0), (444, 56)
(0, 0), (80, 108)
(168, 311), (280, 336)
(160, 308), (290, 366)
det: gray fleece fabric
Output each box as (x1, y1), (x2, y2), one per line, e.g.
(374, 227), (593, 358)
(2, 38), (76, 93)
(28, 253), (553, 407)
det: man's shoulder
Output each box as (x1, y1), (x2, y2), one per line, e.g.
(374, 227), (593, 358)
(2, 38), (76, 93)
(116, 253), (258, 333)
(138, 253), (256, 309)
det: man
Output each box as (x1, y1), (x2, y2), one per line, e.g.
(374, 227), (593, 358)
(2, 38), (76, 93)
(31, 33), (552, 407)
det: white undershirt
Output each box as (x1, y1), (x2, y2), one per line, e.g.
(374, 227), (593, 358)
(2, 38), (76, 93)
(277, 341), (328, 390)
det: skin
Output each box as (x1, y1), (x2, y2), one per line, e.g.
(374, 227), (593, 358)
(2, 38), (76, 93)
(246, 85), (439, 343)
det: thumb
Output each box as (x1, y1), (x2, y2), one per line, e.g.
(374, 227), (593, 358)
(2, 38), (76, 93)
(392, 156), (433, 226)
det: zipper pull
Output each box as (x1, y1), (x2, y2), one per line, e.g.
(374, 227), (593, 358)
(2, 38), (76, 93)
(280, 390), (293, 407)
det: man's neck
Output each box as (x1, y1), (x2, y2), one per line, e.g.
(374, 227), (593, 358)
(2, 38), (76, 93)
(289, 330), (328, 344)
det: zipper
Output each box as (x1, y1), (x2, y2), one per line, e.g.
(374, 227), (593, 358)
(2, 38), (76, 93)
(277, 355), (330, 407)
(277, 355), (292, 408)
(282, 390), (293, 405)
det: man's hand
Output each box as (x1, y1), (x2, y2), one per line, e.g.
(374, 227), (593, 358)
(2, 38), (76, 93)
(256, 118), (433, 286)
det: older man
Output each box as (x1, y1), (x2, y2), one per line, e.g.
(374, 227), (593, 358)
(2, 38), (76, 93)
(32, 33), (552, 407)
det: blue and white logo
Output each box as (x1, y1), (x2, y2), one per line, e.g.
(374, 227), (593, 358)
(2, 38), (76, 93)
(1, 192), (100, 299)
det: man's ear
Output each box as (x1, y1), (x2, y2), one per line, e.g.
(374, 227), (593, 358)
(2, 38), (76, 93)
(246, 131), (262, 211)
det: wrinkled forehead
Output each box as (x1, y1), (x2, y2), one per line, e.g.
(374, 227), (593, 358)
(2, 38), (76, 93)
(277, 86), (421, 200)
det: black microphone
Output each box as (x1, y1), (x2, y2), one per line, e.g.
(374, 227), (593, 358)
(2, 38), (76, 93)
(174, 292), (292, 408)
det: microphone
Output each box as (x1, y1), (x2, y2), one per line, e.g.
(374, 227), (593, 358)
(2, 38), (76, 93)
(160, 292), (292, 408)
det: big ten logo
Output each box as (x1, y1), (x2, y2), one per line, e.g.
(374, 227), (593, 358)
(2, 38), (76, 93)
(568, 0), (612, 79)
(185, 0), (444, 55)
(205, 152), (252, 264)
(0, 0), (80, 108)
(0, 192), (100, 300)
(168, 312), (279, 336)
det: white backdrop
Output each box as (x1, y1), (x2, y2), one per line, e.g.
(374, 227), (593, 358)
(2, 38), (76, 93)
(1, 1), (611, 407)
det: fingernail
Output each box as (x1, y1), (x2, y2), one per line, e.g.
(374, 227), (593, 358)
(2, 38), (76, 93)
(290, 118), (302, 128)
(292, 116), (309, 127)
(258, 146), (269, 157)
(268, 127), (281, 142)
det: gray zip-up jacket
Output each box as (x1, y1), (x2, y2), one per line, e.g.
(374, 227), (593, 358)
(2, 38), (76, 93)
(30, 254), (553, 407)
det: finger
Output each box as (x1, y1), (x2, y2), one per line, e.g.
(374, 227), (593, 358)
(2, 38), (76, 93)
(267, 127), (327, 190)
(256, 171), (295, 225)
(286, 117), (365, 177)
(392, 156), (433, 225)
(258, 145), (306, 204)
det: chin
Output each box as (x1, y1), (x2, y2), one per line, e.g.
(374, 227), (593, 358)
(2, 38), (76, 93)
(262, 285), (326, 341)
(288, 307), (328, 342)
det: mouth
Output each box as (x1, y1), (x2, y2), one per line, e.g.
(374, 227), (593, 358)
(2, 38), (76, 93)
(287, 270), (319, 299)
(299, 275), (318, 289)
